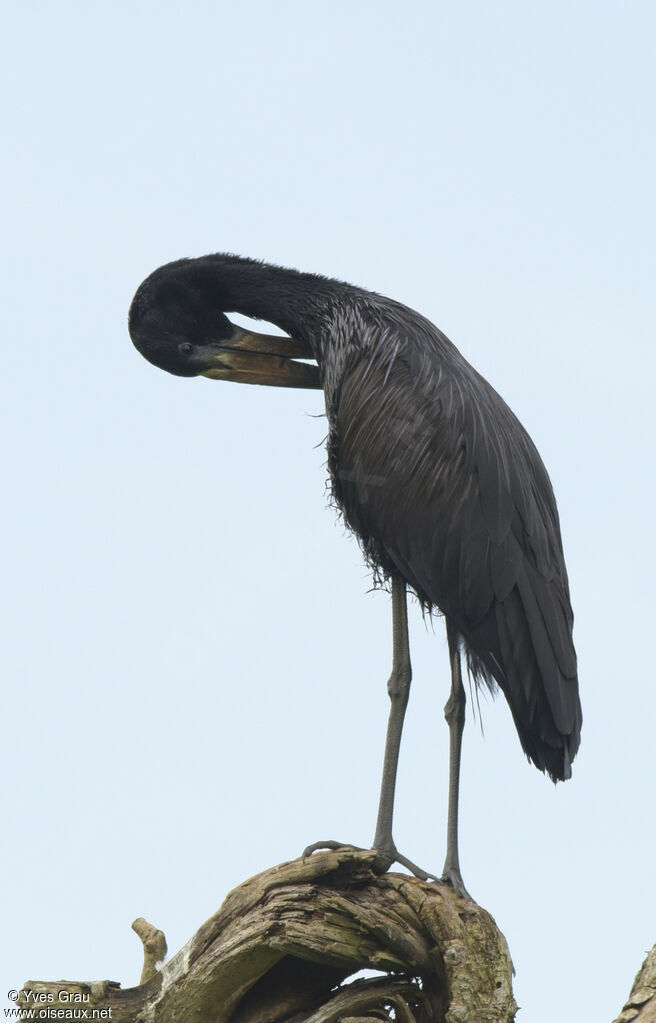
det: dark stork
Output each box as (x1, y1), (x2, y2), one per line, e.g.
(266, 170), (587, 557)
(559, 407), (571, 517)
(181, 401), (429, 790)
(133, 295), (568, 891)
(129, 254), (581, 896)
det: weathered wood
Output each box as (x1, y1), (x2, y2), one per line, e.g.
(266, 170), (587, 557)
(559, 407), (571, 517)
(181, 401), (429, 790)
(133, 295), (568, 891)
(612, 944), (656, 1023)
(19, 848), (517, 1022)
(132, 917), (167, 985)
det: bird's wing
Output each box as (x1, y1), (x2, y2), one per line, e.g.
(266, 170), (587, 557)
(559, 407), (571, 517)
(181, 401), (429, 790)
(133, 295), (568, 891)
(332, 338), (581, 780)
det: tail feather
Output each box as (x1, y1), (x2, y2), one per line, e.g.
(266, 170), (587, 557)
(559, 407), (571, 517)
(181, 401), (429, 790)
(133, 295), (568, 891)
(461, 572), (581, 783)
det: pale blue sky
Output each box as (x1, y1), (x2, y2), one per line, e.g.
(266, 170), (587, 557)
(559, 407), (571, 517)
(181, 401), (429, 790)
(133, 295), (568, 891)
(2, 2), (654, 1019)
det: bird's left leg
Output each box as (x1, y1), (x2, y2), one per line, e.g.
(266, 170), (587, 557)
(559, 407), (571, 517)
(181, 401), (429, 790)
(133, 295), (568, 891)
(303, 577), (436, 882)
(371, 577), (437, 881)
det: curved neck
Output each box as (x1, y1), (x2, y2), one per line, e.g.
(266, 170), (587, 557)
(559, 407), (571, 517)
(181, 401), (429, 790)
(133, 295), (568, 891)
(158, 254), (345, 340)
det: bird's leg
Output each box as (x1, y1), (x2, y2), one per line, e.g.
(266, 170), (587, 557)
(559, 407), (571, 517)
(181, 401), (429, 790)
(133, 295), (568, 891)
(303, 577), (436, 882)
(370, 578), (437, 881)
(441, 623), (470, 898)
(372, 577), (411, 863)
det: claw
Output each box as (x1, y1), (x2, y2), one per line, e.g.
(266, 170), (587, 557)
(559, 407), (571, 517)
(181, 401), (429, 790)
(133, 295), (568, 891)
(441, 865), (471, 900)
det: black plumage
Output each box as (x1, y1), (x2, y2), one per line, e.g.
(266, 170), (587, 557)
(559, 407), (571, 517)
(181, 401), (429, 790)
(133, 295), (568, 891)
(129, 253), (581, 891)
(332, 310), (580, 780)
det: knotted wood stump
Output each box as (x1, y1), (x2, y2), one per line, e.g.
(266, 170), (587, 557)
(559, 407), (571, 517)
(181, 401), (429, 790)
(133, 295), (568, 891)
(612, 943), (656, 1023)
(18, 848), (517, 1022)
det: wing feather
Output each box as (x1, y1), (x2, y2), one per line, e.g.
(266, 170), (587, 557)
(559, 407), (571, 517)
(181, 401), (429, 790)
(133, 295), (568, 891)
(332, 324), (581, 781)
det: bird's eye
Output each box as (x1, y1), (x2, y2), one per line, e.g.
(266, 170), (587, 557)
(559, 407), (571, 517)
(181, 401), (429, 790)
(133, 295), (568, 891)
(179, 342), (193, 356)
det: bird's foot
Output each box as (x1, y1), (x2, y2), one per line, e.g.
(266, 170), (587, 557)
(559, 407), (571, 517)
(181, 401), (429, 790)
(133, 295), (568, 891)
(302, 839), (438, 882)
(302, 839), (365, 861)
(440, 863), (471, 900)
(393, 849), (439, 882)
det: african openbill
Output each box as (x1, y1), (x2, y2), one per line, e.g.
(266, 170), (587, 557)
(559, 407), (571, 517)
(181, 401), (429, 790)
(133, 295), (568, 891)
(129, 254), (581, 896)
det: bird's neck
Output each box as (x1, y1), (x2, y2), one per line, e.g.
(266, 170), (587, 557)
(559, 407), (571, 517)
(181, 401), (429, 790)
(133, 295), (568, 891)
(166, 254), (346, 341)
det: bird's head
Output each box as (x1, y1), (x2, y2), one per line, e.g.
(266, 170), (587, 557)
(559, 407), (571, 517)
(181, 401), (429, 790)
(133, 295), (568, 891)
(128, 268), (321, 389)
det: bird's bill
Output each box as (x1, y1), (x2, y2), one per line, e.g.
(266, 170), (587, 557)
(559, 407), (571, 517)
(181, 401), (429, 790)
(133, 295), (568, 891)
(201, 326), (321, 389)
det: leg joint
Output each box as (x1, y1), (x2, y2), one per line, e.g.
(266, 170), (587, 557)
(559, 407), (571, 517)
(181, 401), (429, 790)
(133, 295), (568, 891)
(387, 658), (412, 700)
(444, 685), (466, 727)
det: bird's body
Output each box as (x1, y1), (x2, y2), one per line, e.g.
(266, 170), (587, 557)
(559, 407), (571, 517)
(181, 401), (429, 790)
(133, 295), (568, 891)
(129, 254), (581, 891)
(324, 290), (580, 782)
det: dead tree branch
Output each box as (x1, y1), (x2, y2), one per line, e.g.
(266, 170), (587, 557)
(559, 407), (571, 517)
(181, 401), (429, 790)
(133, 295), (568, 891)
(613, 944), (656, 1023)
(19, 848), (517, 1023)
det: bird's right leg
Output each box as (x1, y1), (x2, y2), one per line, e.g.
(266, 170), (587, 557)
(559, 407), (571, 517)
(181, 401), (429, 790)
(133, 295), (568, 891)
(441, 622), (470, 898)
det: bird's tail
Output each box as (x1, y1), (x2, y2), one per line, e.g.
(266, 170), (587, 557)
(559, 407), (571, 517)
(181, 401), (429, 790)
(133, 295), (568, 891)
(462, 565), (581, 783)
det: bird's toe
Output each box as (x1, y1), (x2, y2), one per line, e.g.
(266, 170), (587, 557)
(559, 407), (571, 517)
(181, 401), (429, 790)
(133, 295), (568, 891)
(301, 840), (364, 863)
(440, 866), (471, 900)
(392, 849), (439, 882)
